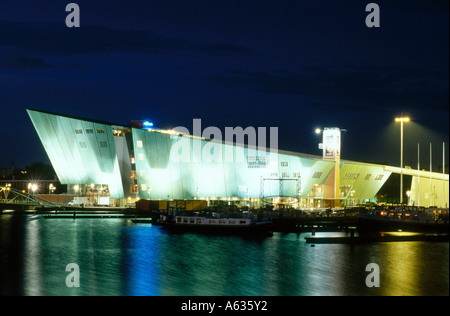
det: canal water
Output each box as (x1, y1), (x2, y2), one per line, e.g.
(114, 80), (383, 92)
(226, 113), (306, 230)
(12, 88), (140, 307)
(0, 214), (448, 296)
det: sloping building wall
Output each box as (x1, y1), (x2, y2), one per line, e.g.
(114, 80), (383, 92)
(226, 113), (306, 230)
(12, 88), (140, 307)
(27, 109), (126, 199)
(339, 162), (392, 200)
(131, 128), (338, 200)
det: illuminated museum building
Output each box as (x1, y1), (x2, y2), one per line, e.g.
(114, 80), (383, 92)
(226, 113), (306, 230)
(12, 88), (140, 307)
(27, 109), (448, 208)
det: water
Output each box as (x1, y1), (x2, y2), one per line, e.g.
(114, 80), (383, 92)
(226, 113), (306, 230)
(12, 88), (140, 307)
(1, 214), (448, 296)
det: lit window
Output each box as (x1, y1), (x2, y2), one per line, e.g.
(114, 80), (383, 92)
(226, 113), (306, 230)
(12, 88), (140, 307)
(86, 129), (94, 134)
(138, 153), (144, 160)
(75, 129), (83, 134)
(97, 128), (105, 133)
(137, 140), (143, 148)
(113, 129), (123, 137)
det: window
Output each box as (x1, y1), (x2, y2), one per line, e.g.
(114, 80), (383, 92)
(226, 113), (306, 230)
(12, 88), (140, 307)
(365, 174), (372, 180)
(130, 184), (138, 194)
(138, 153), (144, 161)
(99, 141), (108, 148)
(375, 174), (384, 181)
(97, 128), (105, 134)
(312, 172), (322, 179)
(75, 129), (83, 134)
(281, 161), (288, 167)
(282, 172), (289, 178)
(293, 172), (301, 178)
(137, 140), (143, 148)
(86, 129), (94, 134)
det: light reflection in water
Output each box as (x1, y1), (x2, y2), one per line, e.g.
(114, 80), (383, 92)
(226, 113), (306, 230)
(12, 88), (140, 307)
(0, 216), (447, 296)
(23, 217), (42, 296)
(123, 223), (161, 296)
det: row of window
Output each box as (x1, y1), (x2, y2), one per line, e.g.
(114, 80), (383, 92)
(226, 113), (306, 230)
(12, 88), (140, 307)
(344, 173), (360, 180)
(343, 173), (384, 181)
(75, 128), (105, 134)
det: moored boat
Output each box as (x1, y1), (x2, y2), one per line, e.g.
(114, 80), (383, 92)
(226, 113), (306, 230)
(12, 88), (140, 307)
(358, 206), (449, 233)
(159, 215), (272, 235)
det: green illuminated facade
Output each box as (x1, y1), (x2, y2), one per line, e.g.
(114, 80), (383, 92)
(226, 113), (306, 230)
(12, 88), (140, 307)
(28, 109), (394, 208)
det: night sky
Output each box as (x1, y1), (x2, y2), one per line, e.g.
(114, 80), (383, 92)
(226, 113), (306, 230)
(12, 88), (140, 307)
(0, 0), (448, 170)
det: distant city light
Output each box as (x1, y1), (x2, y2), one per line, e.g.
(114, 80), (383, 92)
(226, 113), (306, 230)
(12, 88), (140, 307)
(143, 121), (154, 127)
(315, 128), (322, 134)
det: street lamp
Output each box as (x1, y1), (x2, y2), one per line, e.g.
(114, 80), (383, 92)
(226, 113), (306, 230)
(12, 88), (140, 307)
(49, 183), (55, 194)
(395, 116), (410, 204)
(31, 183), (38, 195)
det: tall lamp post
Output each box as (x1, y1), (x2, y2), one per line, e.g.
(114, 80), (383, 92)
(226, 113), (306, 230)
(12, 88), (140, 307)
(395, 116), (410, 204)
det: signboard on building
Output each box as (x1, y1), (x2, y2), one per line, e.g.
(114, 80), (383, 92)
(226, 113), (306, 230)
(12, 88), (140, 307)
(323, 128), (341, 160)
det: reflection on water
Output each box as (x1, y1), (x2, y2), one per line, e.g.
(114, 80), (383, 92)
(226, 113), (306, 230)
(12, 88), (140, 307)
(0, 214), (448, 296)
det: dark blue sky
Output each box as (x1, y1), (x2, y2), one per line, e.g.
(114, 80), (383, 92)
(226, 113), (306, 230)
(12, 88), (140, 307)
(0, 0), (448, 169)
